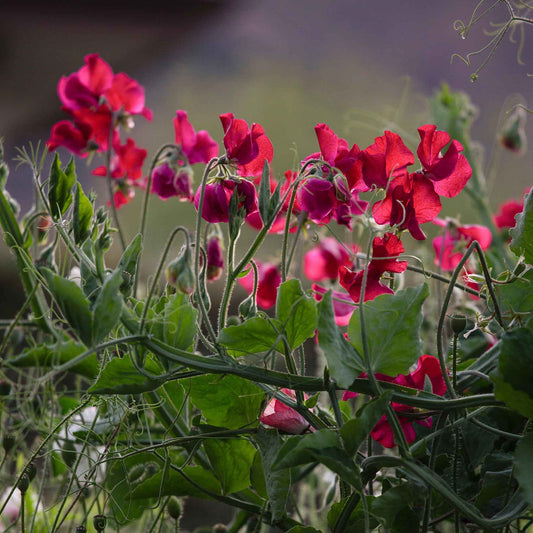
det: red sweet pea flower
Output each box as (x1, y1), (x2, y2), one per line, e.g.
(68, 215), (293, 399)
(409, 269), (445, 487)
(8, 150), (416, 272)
(417, 124), (472, 198)
(260, 388), (311, 434)
(312, 284), (355, 326)
(372, 172), (442, 240)
(174, 110), (218, 164)
(220, 113), (273, 177)
(47, 120), (92, 157)
(339, 233), (407, 303)
(304, 237), (352, 282)
(238, 260), (281, 309)
(104, 72), (152, 120)
(150, 162), (194, 201)
(343, 355), (446, 448)
(361, 130), (414, 189)
(206, 235), (224, 281)
(93, 137), (147, 181)
(297, 177), (337, 224)
(432, 220), (492, 271)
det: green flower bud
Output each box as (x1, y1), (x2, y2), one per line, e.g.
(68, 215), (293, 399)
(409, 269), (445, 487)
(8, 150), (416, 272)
(451, 314), (467, 335)
(167, 496), (182, 520)
(17, 474), (30, 494)
(165, 245), (195, 295)
(500, 106), (527, 155)
(2, 434), (16, 454)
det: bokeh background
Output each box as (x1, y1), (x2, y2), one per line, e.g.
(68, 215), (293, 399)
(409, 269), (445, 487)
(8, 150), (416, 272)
(1, 1), (532, 528)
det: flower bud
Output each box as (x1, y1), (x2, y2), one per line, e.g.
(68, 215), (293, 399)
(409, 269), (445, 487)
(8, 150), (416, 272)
(238, 294), (257, 320)
(167, 496), (182, 520)
(25, 462), (37, 482)
(151, 162), (194, 201)
(2, 434), (16, 454)
(500, 106), (527, 155)
(18, 474), (30, 494)
(206, 236), (224, 281)
(165, 246), (195, 295)
(451, 314), (467, 335)
(93, 514), (107, 532)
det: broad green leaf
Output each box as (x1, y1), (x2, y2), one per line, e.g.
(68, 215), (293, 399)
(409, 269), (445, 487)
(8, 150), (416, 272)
(10, 339), (98, 379)
(327, 496), (378, 533)
(514, 431), (533, 506)
(204, 438), (255, 494)
(286, 528), (321, 533)
(163, 293), (197, 351)
(510, 189), (533, 265)
(41, 267), (92, 345)
(370, 483), (422, 532)
(73, 182), (93, 244)
(117, 233), (142, 296)
(250, 451), (268, 498)
(348, 284), (429, 376)
(89, 354), (164, 394)
(218, 316), (282, 357)
(317, 291), (364, 388)
(340, 393), (391, 456)
(255, 427), (291, 520)
(258, 160), (271, 224)
(276, 279), (317, 350)
(491, 328), (533, 417)
(272, 429), (362, 488)
(48, 153), (76, 219)
(91, 268), (123, 344)
(188, 374), (264, 429)
(497, 269), (533, 325)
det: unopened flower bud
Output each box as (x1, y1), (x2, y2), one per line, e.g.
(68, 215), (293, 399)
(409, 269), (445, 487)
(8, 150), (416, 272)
(238, 294), (257, 320)
(167, 496), (182, 520)
(93, 514), (107, 532)
(17, 474), (30, 494)
(451, 314), (467, 335)
(151, 162), (194, 201)
(206, 236), (224, 281)
(2, 434), (16, 454)
(165, 246), (195, 295)
(500, 106), (527, 155)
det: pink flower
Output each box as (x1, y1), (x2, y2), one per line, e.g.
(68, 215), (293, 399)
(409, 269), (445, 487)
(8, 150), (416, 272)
(312, 284), (355, 326)
(260, 388), (311, 434)
(220, 113), (273, 177)
(304, 238), (352, 282)
(343, 355), (447, 448)
(47, 119), (92, 157)
(92, 137), (147, 181)
(150, 162), (193, 201)
(174, 110), (218, 164)
(372, 172), (442, 240)
(206, 236), (224, 281)
(238, 261), (281, 309)
(417, 124), (472, 198)
(339, 233), (407, 303)
(494, 199), (523, 229)
(297, 177), (337, 224)
(104, 72), (152, 120)
(432, 220), (492, 271)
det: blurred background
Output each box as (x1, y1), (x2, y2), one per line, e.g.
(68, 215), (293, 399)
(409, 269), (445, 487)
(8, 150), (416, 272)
(1, 1), (532, 528)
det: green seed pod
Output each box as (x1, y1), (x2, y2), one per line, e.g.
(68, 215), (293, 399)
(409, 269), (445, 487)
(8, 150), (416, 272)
(17, 474), (30, 494)
(167, 496), (182, 520)
(451, 314), (467, 335)
(93, 514), (107, 532)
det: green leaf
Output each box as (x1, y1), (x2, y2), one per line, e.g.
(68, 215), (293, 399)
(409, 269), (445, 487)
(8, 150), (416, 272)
(218, 316), (282, 357)
(204, 438), (255, 494)
(163, 293), (197, 351)
(117, 233), (143, 296)
(340, 393), (391, 456)
(89, 354), (163, 394)
(276, 279), (317, 350)
(370, 483), (422, 532)
(286, 527), (321, 533)
(514, 431), (533, 506)
(48, 153), (76, 219)
(41, 267), (92, 345)
(255, 427), (291, 521)
(91, 268), (123, 344)
(317, 291), (364, 388)
(258, 160), (271, 225)
(10, 339), (98, 379)
(510, 189), (533, 265)
(188, 374), (264, 429)
(250, 451), (267, 498)
(497, 269), (533, 324)
(327, 496), (378, 533)
(491, 328), (533, 417)
(348, 284), (429, 376)
(73, 182), (93, 244)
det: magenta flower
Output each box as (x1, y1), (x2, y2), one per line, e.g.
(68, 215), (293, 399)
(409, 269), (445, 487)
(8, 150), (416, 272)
(297, 177), (337, 224)
(220, 113), (273, 177)
(417, 124), (472, 198)
(304, 238), (352, 282)
(150, 162), (193, 201)
(343, 355), (447, 448)
(339, 233), (407, 303)
(312, 284), (355, 326)
(260, 388), (311, 434)
(372, 172), (442, 240)
(432, 220), (492, 271)
(494, 198), (524, 229)
(238, 260), (281, 309)
(92, 137), (147, 181)
(47, 120), (92, 157)
(174, 110), (218, 164)
(206, 236), (224, 281)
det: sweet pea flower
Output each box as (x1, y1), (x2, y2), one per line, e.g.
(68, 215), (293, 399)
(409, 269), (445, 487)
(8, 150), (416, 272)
(93, 137), (147, 181)
(150, 162), (194, 201)
(343, 355), (446, 448)
(432, 219), (492, 271)
(174, 110), (218, 164)
(494, 199), (523, 229)
(238, 260), (281, 309)
(417, 124), (472, 198)
(260, 388), (311, 434)
(312, 284), (355, 326)
(220, 113), (273, 177)
(304, 237), (352, 282)
(339, 233), (407, 303)
(206, 235), (224, 281)
(297, 177), (337, 224)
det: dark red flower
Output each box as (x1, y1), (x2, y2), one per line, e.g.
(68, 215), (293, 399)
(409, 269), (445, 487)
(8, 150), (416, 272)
(372, 172), (442, 240)
(417, 124), (472, 198)
(260, 388), (311, 434)
(494, 199), (523, 229)
(238, 260), (281, 309)
(220, 113), (273, 177)
(47, 120), (92, 157)
(174, 110), (218, 164)
(150, 162), (193, 201)
(339, 233), (407, 303)
(361, 131), (414, 189)
(343, 355), (446, 448)
(297, 177), (337, 224)
(206, 236), (224, 281)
